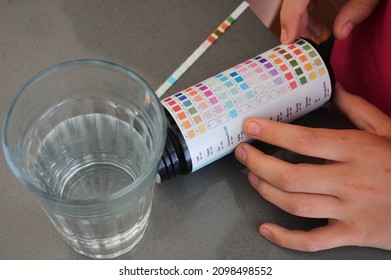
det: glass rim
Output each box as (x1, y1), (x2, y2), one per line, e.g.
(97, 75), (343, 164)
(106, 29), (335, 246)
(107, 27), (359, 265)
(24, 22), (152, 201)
(2, 59), (167, 206)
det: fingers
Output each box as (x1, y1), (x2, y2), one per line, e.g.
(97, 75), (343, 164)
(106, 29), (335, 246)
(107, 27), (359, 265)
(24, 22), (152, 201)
(280, 0), (311, 44)
(248, 172), (343, 219)
(333, 0), (380, 40)
(334, 83), (391, 137)
(259, 221), (352, 252)
(236, 144), (344, 196)
(280, 0), (327, 44)
(240, 118), (360, 161)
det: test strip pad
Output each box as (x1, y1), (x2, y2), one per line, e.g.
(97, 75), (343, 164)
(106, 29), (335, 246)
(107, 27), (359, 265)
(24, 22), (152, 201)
(161, 39), (333, 172)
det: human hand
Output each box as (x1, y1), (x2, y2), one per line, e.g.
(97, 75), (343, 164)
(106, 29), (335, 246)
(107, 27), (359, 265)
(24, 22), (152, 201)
(280, 0), (380, 44)
(235, 84), (391, 251)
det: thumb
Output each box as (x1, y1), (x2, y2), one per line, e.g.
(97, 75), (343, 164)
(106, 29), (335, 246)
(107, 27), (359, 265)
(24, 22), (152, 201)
(259, 221), (352, 252)
(333, 0), (380, 40)
(333, 83), (391, 137)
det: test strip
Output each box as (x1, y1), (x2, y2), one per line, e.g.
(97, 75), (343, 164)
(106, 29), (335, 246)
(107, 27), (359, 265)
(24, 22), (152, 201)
(155, 1), (250, 98)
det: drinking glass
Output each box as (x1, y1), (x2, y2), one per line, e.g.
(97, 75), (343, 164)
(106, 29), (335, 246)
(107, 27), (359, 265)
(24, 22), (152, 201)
(2, 60), (166, 259)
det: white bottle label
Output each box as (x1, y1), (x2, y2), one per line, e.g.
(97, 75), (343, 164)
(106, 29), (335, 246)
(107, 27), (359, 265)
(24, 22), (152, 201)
(161, 39), (332, 172)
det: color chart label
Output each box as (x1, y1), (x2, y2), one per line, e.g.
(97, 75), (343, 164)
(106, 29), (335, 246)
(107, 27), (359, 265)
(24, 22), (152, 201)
(161, 39), (333, 172)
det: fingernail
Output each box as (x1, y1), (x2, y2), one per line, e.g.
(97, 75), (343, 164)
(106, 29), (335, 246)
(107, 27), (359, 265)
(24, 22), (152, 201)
(235, 146), (247, 164)
(248, 172), (259, 187)
(260, 227), (272, 240)
(280, 28), (288, 44)
(246, 121), (260, 137)
(340, 22), (354, 39)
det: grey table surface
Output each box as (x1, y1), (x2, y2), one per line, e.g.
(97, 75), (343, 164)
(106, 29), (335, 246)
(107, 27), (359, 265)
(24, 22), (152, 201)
(1, 0), (390, 260)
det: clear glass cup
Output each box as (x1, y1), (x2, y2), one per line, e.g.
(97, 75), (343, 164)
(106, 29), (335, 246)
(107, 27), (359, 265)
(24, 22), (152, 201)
(2, 60), (166, 259)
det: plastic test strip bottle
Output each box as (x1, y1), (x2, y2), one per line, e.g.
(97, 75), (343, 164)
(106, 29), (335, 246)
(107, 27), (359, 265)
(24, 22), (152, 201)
(157, 38), (335, 181)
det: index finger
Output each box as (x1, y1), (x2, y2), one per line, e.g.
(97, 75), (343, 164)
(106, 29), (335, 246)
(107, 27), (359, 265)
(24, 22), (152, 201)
(243, 118), (362, 161)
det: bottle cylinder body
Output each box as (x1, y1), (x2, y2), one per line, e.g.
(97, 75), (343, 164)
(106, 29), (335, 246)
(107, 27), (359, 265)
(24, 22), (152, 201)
(158, 38), (334, 180)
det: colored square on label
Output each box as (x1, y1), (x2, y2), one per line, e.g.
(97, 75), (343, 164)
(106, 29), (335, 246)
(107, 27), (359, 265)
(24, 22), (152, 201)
(299, 55), (308, 62)
(284, 54), (292, 59)
(240, 83), (250, 90)
(249, 62), (257, 68)
(178, 95), (187, 101)
(270, 69), (278, 76)
(189, 90), (198, 96)
(300, 76), (307, 85)
(198, 125), (207, 133)
(279, 85), (288, 94)
(318, 67), (326, 76)
(182, 120), (192, 129)
(183, 100), (192, 107)
(175, 92), (183, 97)
(264, 62), (273, 69)
(193, 115), (202, 124)
(188, 107), (197, 115)
(304, 63), (313, 71)
(204, 109), (214, 119)
(220, 92), (229, 100)
(235, 76), (244, 83)
(255, 67), (263, 73)
(193, 95), (202, 102)
(288, 45), (296, 50)
(285, 72), (294, 80)
(199, 102), (208, 110)
(214, 105), (224, 114)
(296, 40), (305, 45)
(199, 85), (207, 91)
(172, 105), (181, 112)
(294, 49), (302, 55)
(278, 49), (287, 54)
(274, 77), (284, 85)
(303, 44), (311, 51)
(225, 81), (234, 87)
(269, 53), (277, 59)
(209, 97), (218, 105)
(289, 60), (298, 67)
(308, 50), (317, 58)
(225, 100), (234, 108)
(236, 96), (244, 105)
(246, 91), (254, 99)
(261, 73), (269, 81)
(274, 58), (283, 64)
(185, 88), (193, 93)
(219, 76), (228, 82)
(194, 95), (203, 102)
(177, 112), (186, 120)
(187, 130), (196, 139)
(167, 100), (176, 106)
(259, 57), (267, 63)
(229, 110), (238, 118)
(280, 64), (288, 72)
(230, 87), (240, 95)
(314, 58), (322, 66)
(295, 67), (304, 75)
(204, 90), (213, 97)
(290, 81), (298, 89)
(309, 72), (317, 80)
(230, 72), (238, 77)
